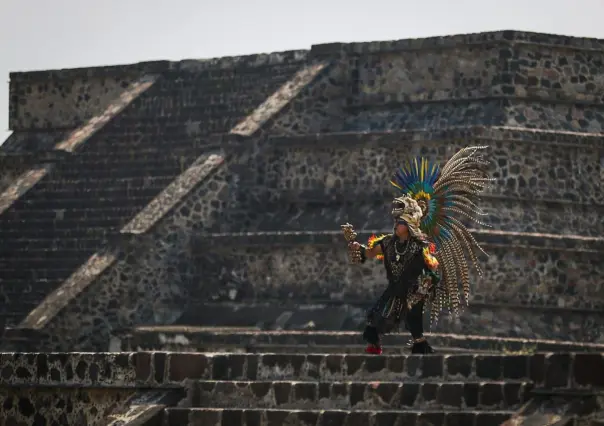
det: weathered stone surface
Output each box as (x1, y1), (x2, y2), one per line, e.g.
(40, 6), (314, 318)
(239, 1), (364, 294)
(231, 62), (330, 136)
(122, 328), (604, 354)
(103, 389), (184, 426)
(169, 301), (601, 343)
(1, 30), (603, 424)
(161, 407), (517, 426)
(0, 350), (600, 425)
(350, 43), (604, 105)
(197, 235), (604, 312)
(54, 75), (157, 153)
(0, 130), (69, 154)
(503, 394), (604, 426)
(188, 379), (532, 410)
(0, 353), (137, 387)
(124, 352), (597, 387)
(263, 135), (602, 204)
(0, 387), (135, 425)
(0, 50), (309, 333)
(0, 165), (52, 216)
(120, 153), (226, 235)
(9, 70), (157, 131)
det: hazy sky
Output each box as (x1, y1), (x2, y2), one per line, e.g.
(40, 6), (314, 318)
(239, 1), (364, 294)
(1, 0), (603, 142)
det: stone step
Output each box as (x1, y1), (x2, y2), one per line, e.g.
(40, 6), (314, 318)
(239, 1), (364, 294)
(0, 254), (86, 269)
(0, 225), (111, 239)
(201, 229), (604, 253)
(19, 186), (167, 204)
(55, 164), (189, 180)
(146, 342), (496, 355)
(60, 156), (195, 172)
(113, 109), (248, 133)
(0, 217), (127, 232)
(0, 293), (57, 316)
(187, 379), (532, 410)
(0, 250), (94, 267)
(0, 276), (63, 293)
(0, 238), (103, 252)
(127, 327), (604, 353)
(0, 306), (42, 328)
(169, 299), (604, 343)
(0, 247), (105, 259)
(54, 155), (190, 173)
(162, 407), (514, 426)
(0, 266), (81, 281)
(2, 206), (138, 222)
(151, 353), (538, 382)
(19, 195), (153, 210)
(68, 140), (214, 156)
(33, 175), (176, 191)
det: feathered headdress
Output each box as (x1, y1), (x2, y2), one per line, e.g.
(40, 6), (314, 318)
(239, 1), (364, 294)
(390, 146), (495, 323)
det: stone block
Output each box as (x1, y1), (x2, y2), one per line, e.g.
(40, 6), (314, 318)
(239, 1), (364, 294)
(168, 353), (212, 382)
(544, 353), (572, 388)
(163, 407), (516, 426)
(572, 353), (604, 388)
(187, 379), (530, 410)
(0, 352), (136, 387)
(475, 355), (503, 380)
(132, 353), (554, 384)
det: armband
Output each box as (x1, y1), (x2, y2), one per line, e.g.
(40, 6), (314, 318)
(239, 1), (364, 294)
(349, 244), (367, 264)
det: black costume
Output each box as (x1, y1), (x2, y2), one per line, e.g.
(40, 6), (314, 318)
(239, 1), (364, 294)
(363, 234), (438, 353)
(341, 147), (494, 354)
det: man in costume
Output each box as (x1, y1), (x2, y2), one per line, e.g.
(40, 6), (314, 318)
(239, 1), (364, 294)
(342, 146), (493, 354)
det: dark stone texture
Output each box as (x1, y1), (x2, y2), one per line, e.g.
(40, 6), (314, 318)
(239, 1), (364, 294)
(0, 30), (603, 353)
(0, 50), (308, 335)
(164, 407), (520, 426)
(1, 29), (604, 425)
(544, 353), (571, 388)
(0, 352), (137, 387)
(573, 353), (604, 387)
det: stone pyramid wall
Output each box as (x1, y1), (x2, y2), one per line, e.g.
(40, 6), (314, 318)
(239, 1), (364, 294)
(0, 30), (602, 354)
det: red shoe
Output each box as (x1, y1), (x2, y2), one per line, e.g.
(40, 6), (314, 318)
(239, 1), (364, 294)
(365, 344), (383, 355)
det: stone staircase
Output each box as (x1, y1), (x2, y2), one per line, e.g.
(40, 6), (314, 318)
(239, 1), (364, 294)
(0, 52), (308, 332)
(119, 326), (604, 354)
(0, 142), (206, 328)
(109, 328), (604, 424)
(165, 370), (527, 425)
(3, 348), (603, 425)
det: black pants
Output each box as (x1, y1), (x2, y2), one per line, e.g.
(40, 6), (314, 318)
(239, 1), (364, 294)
(363, 301), (424, 345)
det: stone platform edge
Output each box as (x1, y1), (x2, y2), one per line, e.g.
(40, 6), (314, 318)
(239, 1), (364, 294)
(126, 328), (604, 353)
(201, 229), (604, 253)
(0, 351), (602, 389)
(8, 50), (310, 82)
(310, 30), (604, 56)
(266, 127), (604, 148)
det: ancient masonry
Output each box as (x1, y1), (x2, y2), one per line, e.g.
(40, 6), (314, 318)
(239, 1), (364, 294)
(0, 30), (603, 424)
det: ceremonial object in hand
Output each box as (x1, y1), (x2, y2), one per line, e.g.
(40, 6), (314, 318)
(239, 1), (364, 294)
(341, 223), (363, 264)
